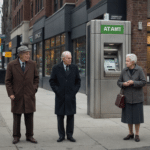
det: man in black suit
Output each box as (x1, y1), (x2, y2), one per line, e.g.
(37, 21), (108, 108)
(49, 51), (81, 142)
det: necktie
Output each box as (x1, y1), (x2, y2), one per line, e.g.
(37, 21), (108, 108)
(66, 66), (69, 71)
(66, 65), (69, 75)
(22, 63), (25, 73)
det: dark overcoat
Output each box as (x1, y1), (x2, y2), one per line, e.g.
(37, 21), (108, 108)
(49, 61), (81, 115)
(117, 64), (146, 104)
(5, 58), (39, 114)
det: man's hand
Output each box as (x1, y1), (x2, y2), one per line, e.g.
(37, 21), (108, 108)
(10, 95), (15, 100)
(127, 80), (134, 85)
(123, 82), (130, 87)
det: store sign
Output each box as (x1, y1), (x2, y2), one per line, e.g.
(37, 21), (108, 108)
(5, 52), (12, 58)
(101, 25), (124, 34)
(35, 32), (42, 40)
(0, 34), (6, 39)
(111, 15), (122, 20)
(29, 36), (33, 43)
(147, 22), (150, 26)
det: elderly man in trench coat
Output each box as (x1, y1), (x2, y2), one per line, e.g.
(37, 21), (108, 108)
(49, 51), (81, 142)
(5, 46), (39, 144)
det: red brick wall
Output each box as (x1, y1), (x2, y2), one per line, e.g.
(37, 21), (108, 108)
(12, 0), (24, 29)
(24, 0), (30, 20)
(75, 0), (84, 7)
(75, 0), (102, 7)
(29, 0), (46, 27)
(90, 0), (102, 7)
(127, 0), (148, 103)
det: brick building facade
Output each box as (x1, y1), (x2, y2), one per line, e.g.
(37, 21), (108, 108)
(2, 0), (150, 103)
(2, 0), (12, 55)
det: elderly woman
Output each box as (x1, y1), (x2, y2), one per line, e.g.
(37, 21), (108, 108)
(117, 54), (146, 142)
(5, 46), (39, 144)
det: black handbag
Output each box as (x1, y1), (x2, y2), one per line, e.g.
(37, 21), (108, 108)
(115, 89), (125, 108)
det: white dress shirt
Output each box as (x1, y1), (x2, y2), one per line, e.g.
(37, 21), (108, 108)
(19, 58), (26, 68)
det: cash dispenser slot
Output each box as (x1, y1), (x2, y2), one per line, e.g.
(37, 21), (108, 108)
(104, 44), (121, 77)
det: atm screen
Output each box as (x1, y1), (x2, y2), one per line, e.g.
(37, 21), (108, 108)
(104, 58), (116, 71)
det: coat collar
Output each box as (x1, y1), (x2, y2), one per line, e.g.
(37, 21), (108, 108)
(125, 64), (139, 70)
(14, 58), (31, 76)
(58, 61), (72, 77)
(125, 64), (139, 78)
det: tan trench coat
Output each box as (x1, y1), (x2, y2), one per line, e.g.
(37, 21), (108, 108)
(5, 58), (39, 114)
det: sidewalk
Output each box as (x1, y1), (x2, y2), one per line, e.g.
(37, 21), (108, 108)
(0, 85), (150, 150)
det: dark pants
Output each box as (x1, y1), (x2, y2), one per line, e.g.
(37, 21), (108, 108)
(13, 113), (34, 138)
(57, 115), (74, 138)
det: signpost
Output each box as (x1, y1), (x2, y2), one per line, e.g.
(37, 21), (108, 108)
(101, 25), (124, 34)
(0, 34), (6, 39)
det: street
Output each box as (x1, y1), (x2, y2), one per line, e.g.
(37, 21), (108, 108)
(0, 85), (150, 150)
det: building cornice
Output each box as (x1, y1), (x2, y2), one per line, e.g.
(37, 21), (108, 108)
(10, 21), (30, 34)
(46, 3), (75, 21)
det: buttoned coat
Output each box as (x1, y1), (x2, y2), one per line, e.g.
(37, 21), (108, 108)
(5, 58), (39, 114)
(49, 61), (81, 115)
(117, 65), (146, 104)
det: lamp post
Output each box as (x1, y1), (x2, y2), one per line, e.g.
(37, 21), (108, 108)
(0, 6), (5, 69)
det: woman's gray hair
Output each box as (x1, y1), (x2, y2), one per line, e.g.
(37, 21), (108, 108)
(126, 53), (137, 64)
(61, 51), (71, 61)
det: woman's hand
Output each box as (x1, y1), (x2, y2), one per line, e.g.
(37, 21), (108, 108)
(127, 80), (134, 85)
(123, 82), (130, 87)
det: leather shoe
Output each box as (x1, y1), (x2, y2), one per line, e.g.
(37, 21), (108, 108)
(67, 137), (76, 142)
(57, 137), (65, 142)
(26, 137), (38, 144)
(12, 137), (20, 144)
(135, 135), (140, 142)
(123, 134), (134, 140)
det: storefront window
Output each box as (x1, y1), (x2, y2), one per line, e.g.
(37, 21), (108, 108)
(147, 47), (150, 74)
(45, 39), (50, 49)
(73, 36), (86, 77)
(61, 33), (65, 45)
(148, 19), (150, 31)
(148, 33), (150, 45)
(51, 37), (55, 47)
(33, 44), (36, 61)
(45, 50), (51, 76)
(45, 33), (66, 77)
(37, 42), (43, 77)
(55, 48), (61, 64)
(56, 35), (60, 46)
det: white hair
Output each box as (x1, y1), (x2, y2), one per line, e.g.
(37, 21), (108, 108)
(61, 51), (72, 61)
(126, 53), (137, 64)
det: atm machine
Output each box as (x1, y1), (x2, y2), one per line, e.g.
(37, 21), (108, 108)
(86, 20), (131, 118)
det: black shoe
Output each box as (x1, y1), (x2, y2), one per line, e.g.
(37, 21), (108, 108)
(135, 135), (140, 142)
(57, 137), (65, 142)
(12, 137), (20, 144)
(67, 137), (76, 142)
(123, 134), (134, 140)
(26, 137), (38, 144)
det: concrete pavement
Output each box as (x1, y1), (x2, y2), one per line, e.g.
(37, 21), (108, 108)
(0, 85), (150, 150)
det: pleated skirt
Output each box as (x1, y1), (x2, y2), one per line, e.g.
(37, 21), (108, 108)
(121, 102), (144, 124)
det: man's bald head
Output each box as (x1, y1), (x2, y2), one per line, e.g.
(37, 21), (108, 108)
(61, 51), (72, 65)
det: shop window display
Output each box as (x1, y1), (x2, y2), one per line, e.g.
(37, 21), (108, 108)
(45, 39), (50, 49)
(36, 42), (43, 77)
(45, 34), (66, 76)
(73, 36), (86, 77)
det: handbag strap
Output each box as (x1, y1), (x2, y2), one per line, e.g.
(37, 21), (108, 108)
(120, 88), (124, 94)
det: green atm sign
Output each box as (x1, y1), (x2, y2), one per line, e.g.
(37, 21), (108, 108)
(101, 25), (124, 34)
